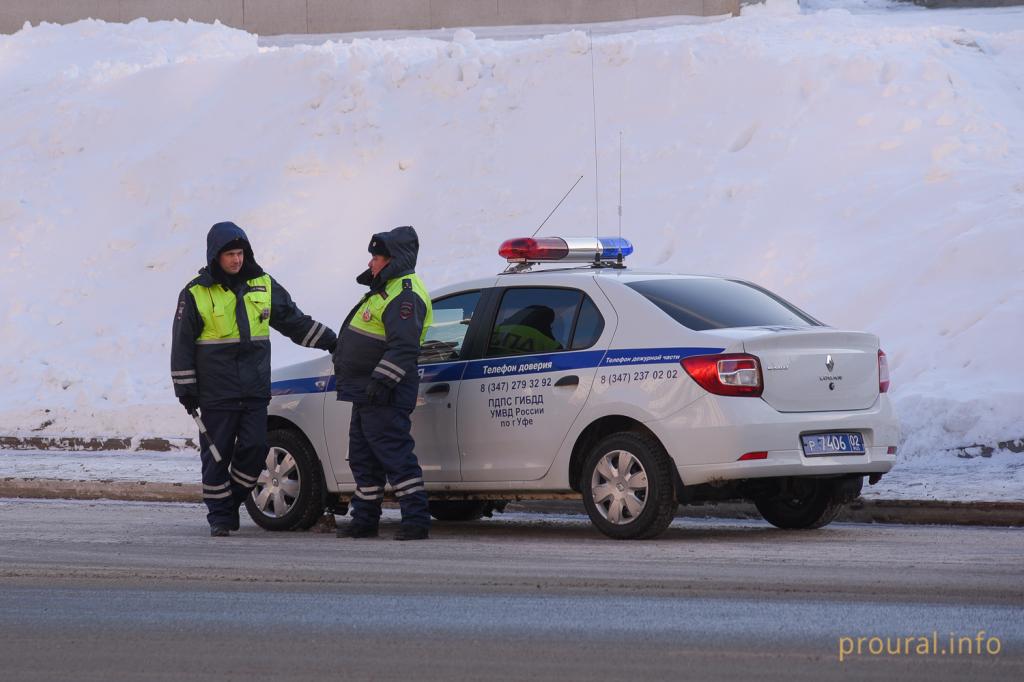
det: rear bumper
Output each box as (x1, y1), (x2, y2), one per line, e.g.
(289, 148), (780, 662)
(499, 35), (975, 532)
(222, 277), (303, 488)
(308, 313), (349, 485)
(646, 393), (900, 486)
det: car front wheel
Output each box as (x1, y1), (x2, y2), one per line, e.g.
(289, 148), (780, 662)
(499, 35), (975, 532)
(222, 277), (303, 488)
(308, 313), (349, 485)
(244, 428), (326, 531)
(580, 431), (677, 540)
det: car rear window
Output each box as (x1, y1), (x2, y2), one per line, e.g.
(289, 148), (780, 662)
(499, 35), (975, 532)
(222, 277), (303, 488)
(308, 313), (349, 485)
(625, 278), (819, 331)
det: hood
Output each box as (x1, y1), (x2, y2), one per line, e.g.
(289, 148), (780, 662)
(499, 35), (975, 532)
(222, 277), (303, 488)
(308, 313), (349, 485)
(200, 221), (263, 284)
(357, 225), (419, 289)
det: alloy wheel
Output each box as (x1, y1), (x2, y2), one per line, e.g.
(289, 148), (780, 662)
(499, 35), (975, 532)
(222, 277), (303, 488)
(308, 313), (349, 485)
(251, 446), (301, 518)
(590, 449), (649, 525)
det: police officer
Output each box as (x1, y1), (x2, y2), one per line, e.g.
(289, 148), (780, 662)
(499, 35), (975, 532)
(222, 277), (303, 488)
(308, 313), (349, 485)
(333, 225), (433, 541)
(171, 221), (337, 536)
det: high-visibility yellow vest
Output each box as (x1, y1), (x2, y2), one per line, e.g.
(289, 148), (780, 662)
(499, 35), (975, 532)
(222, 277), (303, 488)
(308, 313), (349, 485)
(348, 274), (432, 343)
(190, 274), (272, 344)
(489, 323), (562, 355)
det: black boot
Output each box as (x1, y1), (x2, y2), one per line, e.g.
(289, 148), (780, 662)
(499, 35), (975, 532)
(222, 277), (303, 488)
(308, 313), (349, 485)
(229, 505), (241, 532)
(394, 525), (429, 541)
(336, 523), (379, 539)
(210, 525), (231, 537)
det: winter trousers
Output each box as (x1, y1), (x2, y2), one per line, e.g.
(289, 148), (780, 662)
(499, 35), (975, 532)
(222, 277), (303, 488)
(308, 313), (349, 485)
(347, 403), (430, 529)
(199, 405), (267, 527)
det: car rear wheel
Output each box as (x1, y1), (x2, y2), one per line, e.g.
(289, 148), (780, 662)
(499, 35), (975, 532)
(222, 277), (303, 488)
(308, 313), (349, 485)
(244, 428), (326, 531)
(754, 479), (845, 530)
(428, 500), (489, 522)
(580, 431), (677, 540)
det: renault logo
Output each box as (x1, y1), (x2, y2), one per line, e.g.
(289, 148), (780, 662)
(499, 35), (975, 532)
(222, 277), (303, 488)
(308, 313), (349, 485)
(825, 354), (835, 373)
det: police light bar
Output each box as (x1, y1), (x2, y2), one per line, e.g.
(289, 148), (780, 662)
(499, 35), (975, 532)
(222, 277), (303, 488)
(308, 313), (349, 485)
(498, 237), (634, 263)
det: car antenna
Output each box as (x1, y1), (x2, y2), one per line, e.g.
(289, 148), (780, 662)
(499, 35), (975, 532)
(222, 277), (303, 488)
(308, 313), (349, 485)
(617, 130), (624, 266)
(531, 174), (584, 238)
(588, 28), (601, 262)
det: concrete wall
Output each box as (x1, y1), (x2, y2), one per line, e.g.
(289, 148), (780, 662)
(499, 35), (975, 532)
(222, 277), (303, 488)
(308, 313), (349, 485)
(0, 0), (741, 36)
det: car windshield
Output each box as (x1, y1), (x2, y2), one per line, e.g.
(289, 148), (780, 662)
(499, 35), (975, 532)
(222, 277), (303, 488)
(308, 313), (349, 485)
(625, 278), (820, 331)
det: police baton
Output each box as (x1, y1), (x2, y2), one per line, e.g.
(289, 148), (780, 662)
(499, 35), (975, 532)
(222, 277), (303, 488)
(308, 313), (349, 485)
(189, 409), (222, 462)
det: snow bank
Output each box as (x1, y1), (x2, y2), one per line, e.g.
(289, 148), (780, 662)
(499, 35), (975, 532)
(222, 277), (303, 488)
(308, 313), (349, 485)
(1, 12), (1022, 470)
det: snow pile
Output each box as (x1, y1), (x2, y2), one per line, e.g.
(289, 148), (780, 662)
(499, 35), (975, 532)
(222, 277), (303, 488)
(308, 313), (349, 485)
(1, 11), (1022, 471)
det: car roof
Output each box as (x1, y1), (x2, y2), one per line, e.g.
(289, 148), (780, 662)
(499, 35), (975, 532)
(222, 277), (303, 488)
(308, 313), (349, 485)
(428, 266), (730, 298)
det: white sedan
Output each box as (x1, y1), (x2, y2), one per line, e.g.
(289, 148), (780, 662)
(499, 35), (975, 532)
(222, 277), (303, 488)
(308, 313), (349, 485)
(248, 236), (899, 539)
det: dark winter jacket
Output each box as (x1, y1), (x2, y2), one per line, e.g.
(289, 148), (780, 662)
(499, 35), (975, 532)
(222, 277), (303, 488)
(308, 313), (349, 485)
(171, 222), (337, 409)
(333, 226), (430, 411)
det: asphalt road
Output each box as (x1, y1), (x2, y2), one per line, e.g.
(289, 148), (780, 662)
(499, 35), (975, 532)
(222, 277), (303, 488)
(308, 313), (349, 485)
(0, 499), (1021, 681)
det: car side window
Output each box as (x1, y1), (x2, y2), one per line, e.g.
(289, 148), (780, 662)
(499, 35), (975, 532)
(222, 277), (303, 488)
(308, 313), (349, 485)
(487, 288), (583, 357)
(419, 291), (481, 364)
(570, 296), (604, 350)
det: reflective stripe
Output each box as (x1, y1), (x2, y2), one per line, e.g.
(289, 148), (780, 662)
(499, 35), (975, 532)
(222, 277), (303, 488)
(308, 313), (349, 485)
(348, 326), (386, 341)
(203, 490), (232, 499)
(230, 471), (256, 489)
(378, 359), (406, 377)
(173, 377), (197, 385)
(358, 486), (383, 493)
(196, 336), (268, 345)
(171, 370), (196, 377)
(301, 322), (320, 347)
(394, 485), (425, 497)
(309, 324), (327, 348)
(228, 467), (258, 484)
(393, 477), (423, 491)
(203, 482), (230, 492)
(354, 489), (384, 501)
(373, 365), (403, 383)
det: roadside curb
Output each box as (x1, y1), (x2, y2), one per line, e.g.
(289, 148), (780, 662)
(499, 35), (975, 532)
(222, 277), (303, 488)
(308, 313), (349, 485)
(2, 477), (1021, 526)
(0, 478), (201, 503)
(2, 434), (1021, 457)
(0, 436), (196, 452)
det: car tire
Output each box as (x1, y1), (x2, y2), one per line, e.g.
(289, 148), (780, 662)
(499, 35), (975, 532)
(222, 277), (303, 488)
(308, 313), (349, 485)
(428, 500), (489, 522)
(244, 428), (326, 532)
(754, 479), (845, 530)
(580, 431), (677, 540)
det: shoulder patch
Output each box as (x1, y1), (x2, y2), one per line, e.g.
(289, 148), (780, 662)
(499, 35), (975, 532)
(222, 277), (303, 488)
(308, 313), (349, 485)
(176, 298), (186, 321)
(402, 278), (412, 290)
(399, 301), (414, 320)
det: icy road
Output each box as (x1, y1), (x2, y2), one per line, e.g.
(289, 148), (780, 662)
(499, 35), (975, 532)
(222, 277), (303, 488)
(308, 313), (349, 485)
(0, 499), (1021, 681)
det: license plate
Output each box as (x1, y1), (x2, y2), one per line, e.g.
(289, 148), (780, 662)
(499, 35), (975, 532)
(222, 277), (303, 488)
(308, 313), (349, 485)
(801, 432), (865, 456)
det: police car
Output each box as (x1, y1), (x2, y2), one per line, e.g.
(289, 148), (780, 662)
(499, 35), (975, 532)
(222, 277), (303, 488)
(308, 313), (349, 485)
(248, 236), (899, 539)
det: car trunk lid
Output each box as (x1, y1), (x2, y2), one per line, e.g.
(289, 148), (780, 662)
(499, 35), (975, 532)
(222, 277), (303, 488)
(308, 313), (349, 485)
(738, 328), (880, 413)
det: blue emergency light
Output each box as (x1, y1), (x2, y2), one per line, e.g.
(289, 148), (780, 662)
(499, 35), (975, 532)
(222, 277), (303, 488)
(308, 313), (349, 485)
(499, 236), (633, 263)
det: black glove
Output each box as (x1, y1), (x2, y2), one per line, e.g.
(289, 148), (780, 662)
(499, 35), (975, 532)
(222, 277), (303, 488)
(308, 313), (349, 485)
(365, 379), (392, 406)
(178, 395), (200, 413)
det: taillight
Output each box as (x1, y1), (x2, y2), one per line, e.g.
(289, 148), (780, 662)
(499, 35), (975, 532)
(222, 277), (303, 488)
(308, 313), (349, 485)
(681, 353), (763, 397)
(878, 349), (890, 393)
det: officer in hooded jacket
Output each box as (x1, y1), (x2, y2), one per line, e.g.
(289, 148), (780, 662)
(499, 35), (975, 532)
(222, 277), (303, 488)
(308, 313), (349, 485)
(171, 221), (337, 536)
(333, 225), (433, 541)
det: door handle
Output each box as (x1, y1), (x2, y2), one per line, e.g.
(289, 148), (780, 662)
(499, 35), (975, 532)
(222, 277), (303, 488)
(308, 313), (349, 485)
(425, 383), (450, 396)
(554, 375), (579, 387)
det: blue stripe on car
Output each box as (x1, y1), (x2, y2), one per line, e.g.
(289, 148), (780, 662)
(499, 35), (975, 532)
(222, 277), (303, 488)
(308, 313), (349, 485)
(269, 375), (333, 396)
(270, 347), (725, 395)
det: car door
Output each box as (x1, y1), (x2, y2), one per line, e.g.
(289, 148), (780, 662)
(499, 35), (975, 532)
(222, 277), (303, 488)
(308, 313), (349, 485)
(411, 289), (482, 482)
(457, 286), (608, 482)
(322, 290), (481, 484)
